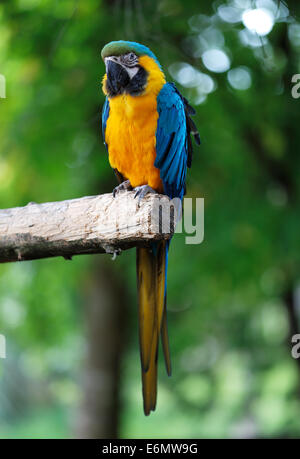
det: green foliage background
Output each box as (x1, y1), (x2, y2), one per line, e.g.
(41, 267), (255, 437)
(0, 0), (300, 438)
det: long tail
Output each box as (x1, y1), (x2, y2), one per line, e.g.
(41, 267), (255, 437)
(136, 240), (171, 415)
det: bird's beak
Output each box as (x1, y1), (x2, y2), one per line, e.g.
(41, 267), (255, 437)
(105, 57), (130, 93)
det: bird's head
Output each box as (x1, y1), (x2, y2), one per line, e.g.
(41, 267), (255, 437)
(101, 40), (165, 97)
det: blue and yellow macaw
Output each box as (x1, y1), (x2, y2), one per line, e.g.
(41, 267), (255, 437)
(101, 41), (200, 415)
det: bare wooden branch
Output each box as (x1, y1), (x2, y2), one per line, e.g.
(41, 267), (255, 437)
(0, 192), (172, 263)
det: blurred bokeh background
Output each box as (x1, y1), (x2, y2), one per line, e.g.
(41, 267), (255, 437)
(0, 0), (300, 439)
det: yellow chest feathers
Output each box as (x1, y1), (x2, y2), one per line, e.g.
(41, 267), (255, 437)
(103, 56), (166, 191)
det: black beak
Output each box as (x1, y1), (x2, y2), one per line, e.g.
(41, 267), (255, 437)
(106, 60), (129, 94)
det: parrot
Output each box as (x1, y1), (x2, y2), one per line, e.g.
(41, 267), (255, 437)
(101, 40), (200, 415)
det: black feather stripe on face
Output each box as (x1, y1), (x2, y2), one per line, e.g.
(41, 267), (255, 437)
(126, 67), (148, 96)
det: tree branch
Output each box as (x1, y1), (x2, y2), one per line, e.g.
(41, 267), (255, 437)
(0, 192), (172, 263)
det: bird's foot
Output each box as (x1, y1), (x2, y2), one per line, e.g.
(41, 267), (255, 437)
(112, 180), (132, 197)
(134, 185), (157, 205)
(102, 243), (122, 259)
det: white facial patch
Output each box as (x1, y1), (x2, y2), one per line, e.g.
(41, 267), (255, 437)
(125, 66), (139, 79)
(104, 56), (139, 79)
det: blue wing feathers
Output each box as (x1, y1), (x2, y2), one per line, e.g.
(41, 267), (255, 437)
(102, 97), (110, 150)
(155, 83), (189, 199)
(155, 133), (175, 169)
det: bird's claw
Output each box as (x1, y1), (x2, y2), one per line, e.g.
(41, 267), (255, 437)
(134, 185), (157, 205)
(113, 180), (132, 197)
(111, 249), (121, 261)
(102, 244), (122, 259)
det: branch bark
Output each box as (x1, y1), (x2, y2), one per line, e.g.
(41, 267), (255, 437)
(0, 192), (172, 263)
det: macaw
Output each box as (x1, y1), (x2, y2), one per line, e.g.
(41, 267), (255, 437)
(101, 40), (200, 415)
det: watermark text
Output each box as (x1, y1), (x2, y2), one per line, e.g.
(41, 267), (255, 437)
(0, 74), (6, 99)
(291, 74), (300, 99)
(292, 334), (300, 359)
(0, 334), (6, 359)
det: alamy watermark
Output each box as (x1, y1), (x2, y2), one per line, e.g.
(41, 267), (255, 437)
(97, 195), (204, 245)
(291, 334), (300, 359)
(0, 74), (6, 99)
(291, 74), (300, 99)
(0, 334), (6, 359)
(152, 196), (204, 245)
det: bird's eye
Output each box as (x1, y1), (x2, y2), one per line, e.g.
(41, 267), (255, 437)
(121, 52), (138, 67)
(123, 52), (137, 65)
